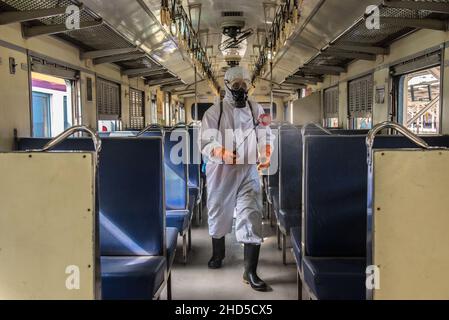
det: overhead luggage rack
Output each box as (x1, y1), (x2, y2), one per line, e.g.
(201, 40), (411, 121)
(285, 0), (449, 87)
(0, 0), (179, 83)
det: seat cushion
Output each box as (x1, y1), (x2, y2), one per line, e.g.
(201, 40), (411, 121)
(290, 227), (301, 269)
(278, 208), (301, 234)
(166, 227), (178, 268)
(101, 256), (166, 300)
(166, 210), (190, 234)
(302, 257), (366, 300)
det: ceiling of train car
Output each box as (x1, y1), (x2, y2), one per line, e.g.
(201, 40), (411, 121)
(2, 0), (449, 97)
(179, 0), (269, 71)
(0, 0), (181, 85)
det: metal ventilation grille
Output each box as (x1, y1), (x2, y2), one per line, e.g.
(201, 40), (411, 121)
(221, 11), (244, 17)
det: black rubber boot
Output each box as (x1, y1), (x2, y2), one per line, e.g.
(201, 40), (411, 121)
(208, 237), (225, 269)
(243, 244), (268, 292)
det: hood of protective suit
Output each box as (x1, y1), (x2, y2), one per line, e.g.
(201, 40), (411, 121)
(223, 66), (252, 107)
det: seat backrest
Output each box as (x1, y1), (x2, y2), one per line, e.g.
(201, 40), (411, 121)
(304, 136), (367, 257)
(268, 125), (280, 189)
(279, 125), (302, 210)
(303, 134), (449, 258)
(330, 129), (370, 135)
(99, 138), (165, 256)
(188, 126), (201, 189)
(17, 137), (166, 257)
(164, 128), (189, 211)
(140, 129), (189, 211)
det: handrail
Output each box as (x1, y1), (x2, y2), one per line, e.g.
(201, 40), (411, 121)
(136, 124), (166, 137)
(366, 121), (439, 166)
(28, 125), (101, 165)
(300, 123), (332, 137)
(31, 125), (101, 153)
(171, 122), (188, 130)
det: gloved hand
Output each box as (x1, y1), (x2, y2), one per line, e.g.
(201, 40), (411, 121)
(257, 145), (272, 171)
(212, 147), (237, 165)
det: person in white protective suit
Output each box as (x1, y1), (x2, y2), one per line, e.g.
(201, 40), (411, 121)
(200, 66), (274, 292)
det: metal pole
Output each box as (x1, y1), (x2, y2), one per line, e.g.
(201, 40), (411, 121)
(194, 65), (199, 121)
(270, 61), (274, 118)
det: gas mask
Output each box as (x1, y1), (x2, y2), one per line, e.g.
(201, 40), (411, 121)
(225, 80), (250, 109)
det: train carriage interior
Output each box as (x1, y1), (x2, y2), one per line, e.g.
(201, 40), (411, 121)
(1, 0), (449, 303)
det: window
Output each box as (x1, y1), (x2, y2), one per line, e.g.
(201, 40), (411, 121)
(129, 88), (145, 130)
(31, 72), (76, 138)
(348, 75), (373, 129)
(259, 103), (277, 120)
(32, 92), (51, 138)
(177, 103), (185, 123)
(392, 51), (442, 135)
(398, 67), (440, 135)
(151, 95), (158, 124)
(165, 92), (171, 126)
(323, 86), (339, 128)
(98, 120), (121, 133)
(191, 103), (214, 121)
(97, 78), (121, 132)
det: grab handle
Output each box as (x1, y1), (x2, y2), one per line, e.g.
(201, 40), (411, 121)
(35, 126), (101, 153)
(29, 125), (101, 165)
(300, 123), (332, 137)
(136, 124), (166, 137)
(366, 121), (435, 166)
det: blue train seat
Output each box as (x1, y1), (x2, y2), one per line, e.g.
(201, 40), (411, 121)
(267, 125), (280, 222)
(139, 128), (192, 263)
(329, 129), (370, 135)
(101, 256), (166, 300)
(188, 125), (202, 224)
(290, 226), (302, 268)
(17, 137), (168, 299)
(302, 135), (370, 300)
(301, 134), (449, 300)
(166, 227), (179, 268)
(277, 125), (302, 264)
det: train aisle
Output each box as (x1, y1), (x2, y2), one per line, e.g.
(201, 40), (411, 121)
(165, 214), (297, 300)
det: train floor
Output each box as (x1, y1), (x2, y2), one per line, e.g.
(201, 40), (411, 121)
(163, 211), (298, 300)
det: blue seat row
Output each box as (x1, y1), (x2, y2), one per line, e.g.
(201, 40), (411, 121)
(267, 124), (333, 264)
(17, 137), (173, 300)
(296, 134), (449, 300)
(138, 127), (193, 264)
(275, 125), (302, 265)
(187, 125), (203, 225)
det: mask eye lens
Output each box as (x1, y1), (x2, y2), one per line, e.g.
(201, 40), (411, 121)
(231, 80), (248, 91)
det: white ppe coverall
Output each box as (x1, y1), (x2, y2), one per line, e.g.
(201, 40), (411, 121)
(200, 85), (274, 244)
